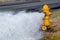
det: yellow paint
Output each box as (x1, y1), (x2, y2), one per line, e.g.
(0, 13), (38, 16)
(42, 4), (52, 31)
(44, 20), (51, 26)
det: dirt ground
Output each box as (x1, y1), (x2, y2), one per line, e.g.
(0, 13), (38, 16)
(43, 9), (60, 40)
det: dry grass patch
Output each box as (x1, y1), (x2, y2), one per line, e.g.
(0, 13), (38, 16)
(43, 9), (60, 40)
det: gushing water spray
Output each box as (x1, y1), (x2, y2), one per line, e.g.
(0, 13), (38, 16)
(0, 10), (45, 40)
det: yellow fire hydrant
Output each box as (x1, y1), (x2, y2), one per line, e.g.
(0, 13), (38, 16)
(42, 4), (52, 31)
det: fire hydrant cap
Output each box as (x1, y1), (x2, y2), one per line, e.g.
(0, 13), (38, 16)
(42, 4), (50, 11)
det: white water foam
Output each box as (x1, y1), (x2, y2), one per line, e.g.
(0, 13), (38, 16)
(0, 10), (45, 40)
